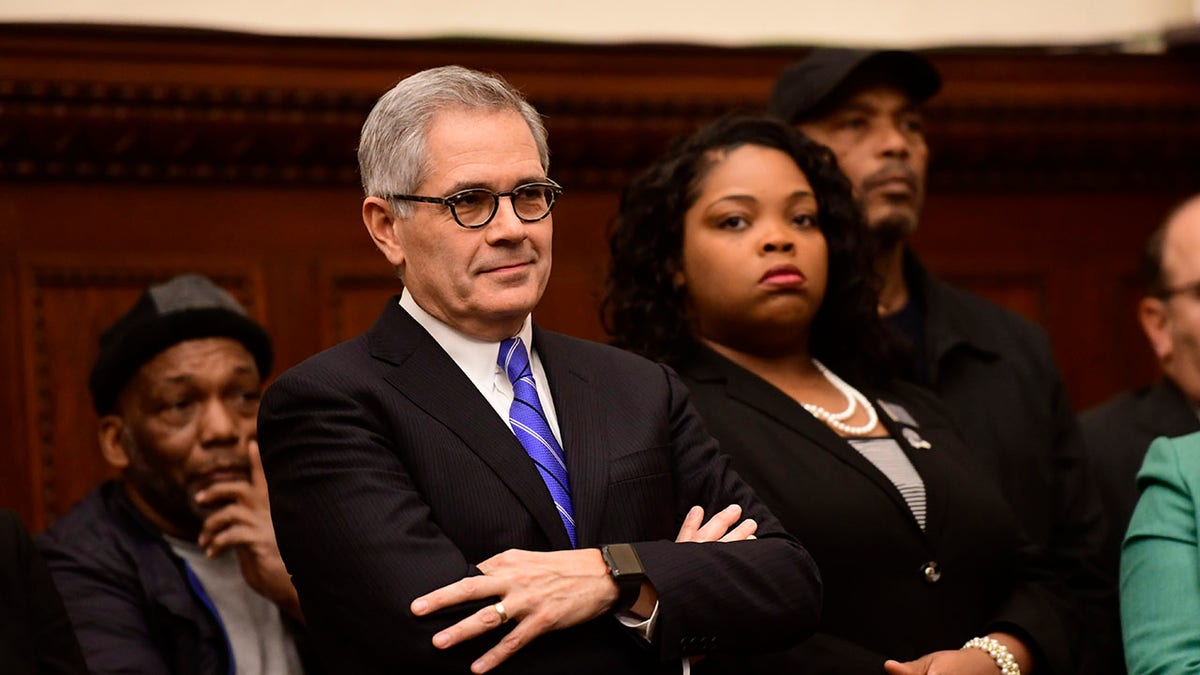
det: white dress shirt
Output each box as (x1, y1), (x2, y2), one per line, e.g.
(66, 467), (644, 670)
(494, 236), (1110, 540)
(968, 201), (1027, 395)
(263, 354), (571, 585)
(399, 291), (563, 445)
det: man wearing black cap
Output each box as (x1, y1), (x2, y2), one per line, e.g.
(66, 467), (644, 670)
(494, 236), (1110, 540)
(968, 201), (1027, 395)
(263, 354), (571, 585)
(769, 49), (1113, 675)
(38, 274), (312, 675)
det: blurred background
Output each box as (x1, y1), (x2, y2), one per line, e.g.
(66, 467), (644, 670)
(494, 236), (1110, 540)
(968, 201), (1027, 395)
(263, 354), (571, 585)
(3, 0), (1199, 530)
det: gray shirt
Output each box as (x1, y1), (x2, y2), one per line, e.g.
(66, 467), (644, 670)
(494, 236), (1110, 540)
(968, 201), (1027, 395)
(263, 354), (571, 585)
(166, 536), (303, 675)
(847, 437), (928, 530)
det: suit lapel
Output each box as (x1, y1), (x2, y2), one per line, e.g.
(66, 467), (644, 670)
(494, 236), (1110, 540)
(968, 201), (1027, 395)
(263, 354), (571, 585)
(367, 301), (572, 550)
(534, 328), (608, 548)
(687, 347), (920, 530)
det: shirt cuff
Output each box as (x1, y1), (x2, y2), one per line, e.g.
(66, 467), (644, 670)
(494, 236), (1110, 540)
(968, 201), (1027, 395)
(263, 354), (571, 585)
(614, 599), (659, 642)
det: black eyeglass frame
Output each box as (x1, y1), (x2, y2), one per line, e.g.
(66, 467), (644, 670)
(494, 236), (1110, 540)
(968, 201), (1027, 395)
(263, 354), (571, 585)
(383, 180), (563, 230)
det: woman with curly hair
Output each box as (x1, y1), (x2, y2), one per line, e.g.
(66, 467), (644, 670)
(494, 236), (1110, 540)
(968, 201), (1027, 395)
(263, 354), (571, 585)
(605, 115), (1077, 675)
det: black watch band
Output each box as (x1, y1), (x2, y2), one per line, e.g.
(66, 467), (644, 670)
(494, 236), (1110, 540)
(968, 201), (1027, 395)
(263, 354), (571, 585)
(601, 543), (646, 613)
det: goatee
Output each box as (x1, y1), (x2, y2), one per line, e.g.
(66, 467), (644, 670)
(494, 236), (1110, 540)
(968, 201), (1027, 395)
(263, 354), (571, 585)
(870, 212), (917, 251)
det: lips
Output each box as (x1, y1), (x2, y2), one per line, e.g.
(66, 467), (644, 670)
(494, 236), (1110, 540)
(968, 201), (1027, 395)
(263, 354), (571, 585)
(864, 167), (918, 195)
(480, 260), (533, 274)
(760, 264), (806, 286)
(194, 467), (250, 490)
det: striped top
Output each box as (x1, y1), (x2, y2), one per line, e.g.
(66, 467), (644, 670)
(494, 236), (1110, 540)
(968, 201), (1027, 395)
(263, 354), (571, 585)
(847, 437), (928, 530)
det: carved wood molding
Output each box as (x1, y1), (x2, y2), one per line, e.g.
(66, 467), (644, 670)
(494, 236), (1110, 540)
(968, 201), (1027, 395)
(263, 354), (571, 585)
(2, 25), (1199, 191)
(927, 99), (1200, 191)
(0, 79), (371, 185)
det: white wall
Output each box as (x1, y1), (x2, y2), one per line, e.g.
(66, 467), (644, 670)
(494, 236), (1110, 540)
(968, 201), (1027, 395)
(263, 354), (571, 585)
(0, 0), (1193, 48)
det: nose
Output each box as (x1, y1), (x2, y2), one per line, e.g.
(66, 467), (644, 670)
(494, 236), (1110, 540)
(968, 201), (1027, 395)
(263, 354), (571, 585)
(878, 120), (911, 159)
(760, 220), (796, 254)
(197, 397), (241, 448)
(484, 196), (530, 245)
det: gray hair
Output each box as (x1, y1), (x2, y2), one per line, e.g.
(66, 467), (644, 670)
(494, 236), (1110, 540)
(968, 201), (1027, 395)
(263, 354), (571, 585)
(357, 65), (550, 217)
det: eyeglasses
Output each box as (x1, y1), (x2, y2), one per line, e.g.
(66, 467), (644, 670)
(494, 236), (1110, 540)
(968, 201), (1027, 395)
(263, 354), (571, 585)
(1158, 279), (1200, 301)
(384, 180), (563, 229)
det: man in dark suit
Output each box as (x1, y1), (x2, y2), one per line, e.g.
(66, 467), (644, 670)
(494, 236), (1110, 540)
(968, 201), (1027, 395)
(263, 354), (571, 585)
(1081, 194), (1200, 577)
(768, 48), (1111, 674)
(256, 65), (821, 675)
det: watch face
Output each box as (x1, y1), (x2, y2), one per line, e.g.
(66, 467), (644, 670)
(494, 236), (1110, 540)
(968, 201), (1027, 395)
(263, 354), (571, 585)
(605, 544), (645, 577)
(603, 544), (646, 613)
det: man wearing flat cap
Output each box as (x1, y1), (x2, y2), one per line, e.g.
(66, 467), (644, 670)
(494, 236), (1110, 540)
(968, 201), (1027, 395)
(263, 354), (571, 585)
(769, 49), (1113, 675)
(38, 274), (315, 675)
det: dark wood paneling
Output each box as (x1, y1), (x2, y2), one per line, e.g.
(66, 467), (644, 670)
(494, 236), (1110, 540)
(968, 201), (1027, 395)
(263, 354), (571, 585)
(0, 258), (32, 527)
(4, 25), (1199, 193)
(2, 24), (1198, 529)
(938, 272), (1046, 325)
(318, 257), (400, 345)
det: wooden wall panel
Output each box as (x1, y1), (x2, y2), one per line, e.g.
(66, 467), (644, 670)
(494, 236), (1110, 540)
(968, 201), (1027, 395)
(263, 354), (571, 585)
(2, 24), (1199, 529)
(318, 258), (401, 345)
(939, 273), (1046, 326)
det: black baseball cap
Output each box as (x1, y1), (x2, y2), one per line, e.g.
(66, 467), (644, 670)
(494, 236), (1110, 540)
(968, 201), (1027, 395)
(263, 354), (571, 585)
(769, 48), (942, 124)
(88, 274), (273, 414)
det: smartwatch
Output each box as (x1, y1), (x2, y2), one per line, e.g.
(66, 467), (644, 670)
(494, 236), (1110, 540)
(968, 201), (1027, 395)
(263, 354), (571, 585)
(601, 543), (646, 613)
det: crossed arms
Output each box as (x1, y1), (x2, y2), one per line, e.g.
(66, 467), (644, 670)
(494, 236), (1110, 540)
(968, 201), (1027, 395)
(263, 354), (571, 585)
(257, 345), (821, 674)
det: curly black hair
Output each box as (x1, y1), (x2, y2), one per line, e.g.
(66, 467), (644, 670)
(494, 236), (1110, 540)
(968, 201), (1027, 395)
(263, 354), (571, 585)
(603, 114), (895, 386)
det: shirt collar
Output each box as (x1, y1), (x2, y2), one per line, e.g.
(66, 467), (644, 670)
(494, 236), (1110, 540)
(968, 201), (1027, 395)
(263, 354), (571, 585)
(399, 289), (533, 388)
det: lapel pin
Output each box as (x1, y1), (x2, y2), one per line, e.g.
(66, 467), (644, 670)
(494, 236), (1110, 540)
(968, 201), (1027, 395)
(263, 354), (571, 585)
(879, 400), (919, 427)
(902, 427), (932, 450)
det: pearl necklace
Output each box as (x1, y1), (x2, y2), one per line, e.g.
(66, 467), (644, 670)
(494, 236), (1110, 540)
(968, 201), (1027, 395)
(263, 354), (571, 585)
(801, 359), (878, 437)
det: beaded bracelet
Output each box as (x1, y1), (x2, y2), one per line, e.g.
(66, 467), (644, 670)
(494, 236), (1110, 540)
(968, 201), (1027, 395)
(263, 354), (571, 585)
(962, 636), (1021, 675)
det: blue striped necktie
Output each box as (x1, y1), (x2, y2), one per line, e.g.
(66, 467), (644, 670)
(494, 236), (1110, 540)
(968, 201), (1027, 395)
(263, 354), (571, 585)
(498, 337), (576, 547)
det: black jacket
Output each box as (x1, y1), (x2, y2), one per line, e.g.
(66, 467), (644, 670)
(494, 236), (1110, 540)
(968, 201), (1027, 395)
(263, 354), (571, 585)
(677, 346), (1078, 675)
(1080, 378), (1200, 577)
(900, 252), (1112, 674)
(0, 509), (86, 674)
(36, 481), (316, 675)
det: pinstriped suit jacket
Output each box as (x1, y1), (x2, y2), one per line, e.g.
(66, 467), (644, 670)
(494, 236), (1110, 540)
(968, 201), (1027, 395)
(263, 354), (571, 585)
(257, 299), (821, 675)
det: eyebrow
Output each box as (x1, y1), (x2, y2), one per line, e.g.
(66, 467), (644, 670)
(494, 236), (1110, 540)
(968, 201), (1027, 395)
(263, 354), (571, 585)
(159, 364), (256, 384)
(837, 101), (876, 114)
(836, 99), (922, 117)
(709, 194), (757, 206)
(444, 176), (549, 194)
(711, 190), (816, 204)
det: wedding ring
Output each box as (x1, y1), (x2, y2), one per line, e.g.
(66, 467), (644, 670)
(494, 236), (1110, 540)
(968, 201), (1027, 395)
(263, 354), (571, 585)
(493, 601), (509, 623)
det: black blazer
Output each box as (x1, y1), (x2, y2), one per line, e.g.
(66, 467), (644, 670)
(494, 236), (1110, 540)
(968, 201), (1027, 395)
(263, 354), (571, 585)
(257, 300), (821, 675)
(0, 509), (86, 674)
(1080, 378), (1200, 577)
(676, 346), (1077, 675)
